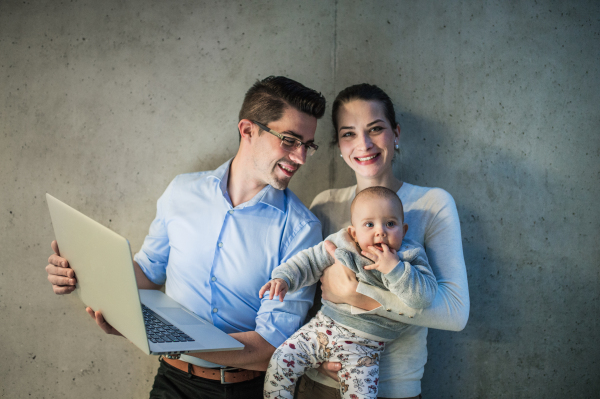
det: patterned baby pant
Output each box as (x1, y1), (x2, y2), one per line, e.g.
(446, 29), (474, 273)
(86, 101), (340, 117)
(264, 311), (385, 399)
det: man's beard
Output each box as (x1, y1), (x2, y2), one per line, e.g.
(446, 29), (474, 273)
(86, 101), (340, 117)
(268, 158), (298, 190)
(269, 169), (291, 190)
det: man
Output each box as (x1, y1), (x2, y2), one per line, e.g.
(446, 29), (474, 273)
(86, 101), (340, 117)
(45, 76), (329, 398)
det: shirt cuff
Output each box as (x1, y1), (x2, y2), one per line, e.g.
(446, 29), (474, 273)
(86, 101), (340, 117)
(350, 305), (381, 315)
(133, 251), (167, 285)
(356, 281), (419, 318)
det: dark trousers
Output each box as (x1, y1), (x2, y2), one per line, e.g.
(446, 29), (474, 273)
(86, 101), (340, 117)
(149, 358), (264, 399)
(295, 375), (422, 399)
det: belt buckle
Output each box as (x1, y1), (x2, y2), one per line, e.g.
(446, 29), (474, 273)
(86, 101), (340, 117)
(219, 367), (239, 384)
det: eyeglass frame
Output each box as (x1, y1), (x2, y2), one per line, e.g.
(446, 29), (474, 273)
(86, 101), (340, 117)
(251, 120), (319, 156)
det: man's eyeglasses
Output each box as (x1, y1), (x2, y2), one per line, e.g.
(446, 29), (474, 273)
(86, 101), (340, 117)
(252, 121), (318, 157)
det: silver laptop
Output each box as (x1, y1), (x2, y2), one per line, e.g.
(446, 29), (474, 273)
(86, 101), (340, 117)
(46, 193), (244, 356)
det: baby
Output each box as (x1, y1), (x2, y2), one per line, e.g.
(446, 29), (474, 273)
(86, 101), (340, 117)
(260, 186), (438, 399)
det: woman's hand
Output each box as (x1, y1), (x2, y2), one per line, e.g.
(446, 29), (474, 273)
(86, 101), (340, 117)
(321, 241), (381, 310)
(320, 241), (359, 303)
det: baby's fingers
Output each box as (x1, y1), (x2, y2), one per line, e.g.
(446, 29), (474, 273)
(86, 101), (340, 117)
(363, 263), (379, 271)
(278, 286), (288, 302)
(273, 282), (286, 301)
(259, 283), (271, 298)
(361, 250), (377, 261)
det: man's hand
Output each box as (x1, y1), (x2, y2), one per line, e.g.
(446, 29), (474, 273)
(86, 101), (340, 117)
(46, 240), (77, 294)
(361, 243), (400, 274)
(316, 361), (342, 381)
(85, 307), (123, 336)
(259, 278), (289, 301)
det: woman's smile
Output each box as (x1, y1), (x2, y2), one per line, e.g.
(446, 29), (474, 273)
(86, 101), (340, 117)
(355, 153), (381, 163)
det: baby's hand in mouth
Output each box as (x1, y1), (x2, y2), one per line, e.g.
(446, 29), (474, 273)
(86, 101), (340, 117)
(361, 243), (400, 274)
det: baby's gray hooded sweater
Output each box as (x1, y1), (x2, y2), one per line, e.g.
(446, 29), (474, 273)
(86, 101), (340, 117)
(272, 229), (438, 340)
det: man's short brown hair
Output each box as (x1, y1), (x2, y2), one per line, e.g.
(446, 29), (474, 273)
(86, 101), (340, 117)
(238, 76), (326, 127)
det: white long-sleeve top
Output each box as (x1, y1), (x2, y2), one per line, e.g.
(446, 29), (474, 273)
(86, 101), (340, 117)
(307, 182), (470, 398)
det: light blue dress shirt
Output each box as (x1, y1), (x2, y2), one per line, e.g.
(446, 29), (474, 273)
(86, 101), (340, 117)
(134, 159), (321, 366)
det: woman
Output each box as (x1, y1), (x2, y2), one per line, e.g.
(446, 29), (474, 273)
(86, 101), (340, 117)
(297, 84), (470, 399)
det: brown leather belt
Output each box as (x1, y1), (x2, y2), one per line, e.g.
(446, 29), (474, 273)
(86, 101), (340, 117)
(162, 357), (264, 384)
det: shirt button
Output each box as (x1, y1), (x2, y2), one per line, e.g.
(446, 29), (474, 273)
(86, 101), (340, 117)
(386, 308), (391, 312)
(228, 210), (234, 215)
(212, 308), (218, 313)
(211, 277), (217, 282)
(218, 242), (223, 248)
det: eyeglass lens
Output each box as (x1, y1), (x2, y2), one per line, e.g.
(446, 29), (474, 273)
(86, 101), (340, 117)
(280, 137), (316, 156)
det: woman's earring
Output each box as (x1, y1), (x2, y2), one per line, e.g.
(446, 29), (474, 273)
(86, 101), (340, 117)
(394, 140), (399, 150)
(340, 154), (343, 158)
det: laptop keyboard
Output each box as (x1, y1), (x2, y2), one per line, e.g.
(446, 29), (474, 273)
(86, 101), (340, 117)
(142, 304), (196, 343)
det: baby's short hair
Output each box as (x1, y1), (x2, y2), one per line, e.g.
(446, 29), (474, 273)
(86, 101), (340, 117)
(351, 186), (404, 223)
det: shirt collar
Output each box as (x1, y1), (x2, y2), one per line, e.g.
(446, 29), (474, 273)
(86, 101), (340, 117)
(209, 158), (286, 212)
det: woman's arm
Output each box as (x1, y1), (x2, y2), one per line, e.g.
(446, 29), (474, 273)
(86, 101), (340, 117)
(321, 190), (469, 331)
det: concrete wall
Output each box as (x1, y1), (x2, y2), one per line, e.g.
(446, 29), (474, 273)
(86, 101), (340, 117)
(1, 0), (597, 397)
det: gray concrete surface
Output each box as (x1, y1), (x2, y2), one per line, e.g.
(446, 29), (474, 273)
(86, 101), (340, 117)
(1, 0), (598, 397)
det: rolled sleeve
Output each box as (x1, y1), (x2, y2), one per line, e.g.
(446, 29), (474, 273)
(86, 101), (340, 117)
(255, 285), (315, 347)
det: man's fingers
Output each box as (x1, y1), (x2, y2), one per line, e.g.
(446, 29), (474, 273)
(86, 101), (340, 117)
(324, 240), (338, 258)
(95, 311), (113, 334)
(48, 274), (76, 287)
(87, 307), (122, 336)
(48, 253), (69, 268)
(324, 361), (342, 372)
(46, 265), (76, 286)
(47, 271), (76, 288)
(52, 284), (76, 294)
(317, 361), (342, 381)
(46, 263), (75, 278)
(51, 240), (60, 256)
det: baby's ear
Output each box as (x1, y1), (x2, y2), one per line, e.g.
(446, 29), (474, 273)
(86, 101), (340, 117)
(347, 225), (357, 241)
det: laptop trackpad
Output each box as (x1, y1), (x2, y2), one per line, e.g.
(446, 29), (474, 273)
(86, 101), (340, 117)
(159, 308), (203, 325)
